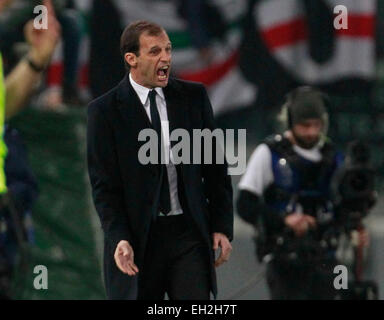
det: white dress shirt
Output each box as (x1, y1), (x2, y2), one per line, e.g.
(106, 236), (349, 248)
(129, 73), (183, 216)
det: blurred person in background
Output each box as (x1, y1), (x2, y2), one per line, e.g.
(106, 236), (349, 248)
(88, 0), (124, 99)
(0, 0), (81, 110)
(0, 125), (39, 299)
(0, 0), (59, 298)
(175, 0), (227, 66)
(236, 86), (369, 299)
(41, 0), (83, 108)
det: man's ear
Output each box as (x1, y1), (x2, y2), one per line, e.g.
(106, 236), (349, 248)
(125, 52), (137, 68)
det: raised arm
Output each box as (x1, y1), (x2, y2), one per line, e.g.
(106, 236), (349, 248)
(5, 0), (60, 120)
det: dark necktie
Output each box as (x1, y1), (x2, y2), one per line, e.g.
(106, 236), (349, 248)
(149, 90), (171, 215)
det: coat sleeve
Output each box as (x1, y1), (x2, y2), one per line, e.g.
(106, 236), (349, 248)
(199, 85), (234, 241)
(87, 102), (132, 254)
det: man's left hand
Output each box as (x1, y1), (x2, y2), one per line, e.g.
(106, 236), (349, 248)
(212, 232), (232, 268)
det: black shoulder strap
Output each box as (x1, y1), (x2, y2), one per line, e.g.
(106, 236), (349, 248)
(265, 134), (336, 165)
(264, 134), (300, 165)
(319, 138), (337, 166)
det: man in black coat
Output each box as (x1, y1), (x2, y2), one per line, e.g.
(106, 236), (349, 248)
(87, 20), (233, 300)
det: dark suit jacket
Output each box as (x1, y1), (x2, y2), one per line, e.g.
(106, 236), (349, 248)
(87, 74), (233, 299)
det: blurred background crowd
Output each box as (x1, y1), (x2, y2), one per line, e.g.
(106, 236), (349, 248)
(0, 0), (383, 299)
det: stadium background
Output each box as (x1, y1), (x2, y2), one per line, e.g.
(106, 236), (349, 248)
(2, 0), (384, 299)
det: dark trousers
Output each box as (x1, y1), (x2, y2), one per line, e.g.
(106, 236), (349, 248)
(137, 214), (211, 300)
(266, 259), (337, 300)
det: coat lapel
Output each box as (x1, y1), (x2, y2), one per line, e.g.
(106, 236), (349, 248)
(163, 78), (189, 149)
(116, 74), (152, 131)
(116, 74), (160, 179)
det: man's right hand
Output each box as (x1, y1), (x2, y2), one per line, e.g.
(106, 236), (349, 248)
(24, 0), (61, 67)
(114, 240), (139, 276)
(284, 213), (316, 237)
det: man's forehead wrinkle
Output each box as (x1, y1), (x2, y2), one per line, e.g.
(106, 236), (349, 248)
(148, 43), (171, 50)
(139, 33), (172, 54)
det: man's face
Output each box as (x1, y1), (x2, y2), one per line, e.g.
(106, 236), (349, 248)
(128, 30), (172, 88)
(291, 118), (323, 149)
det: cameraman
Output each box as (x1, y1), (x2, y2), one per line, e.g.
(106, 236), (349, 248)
(237, 86), (345, 300)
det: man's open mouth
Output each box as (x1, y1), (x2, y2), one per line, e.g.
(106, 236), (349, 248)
(157, 66), (169, 80)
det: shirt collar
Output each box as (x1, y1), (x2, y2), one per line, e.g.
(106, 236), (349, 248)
(129, 73), (165, 105)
